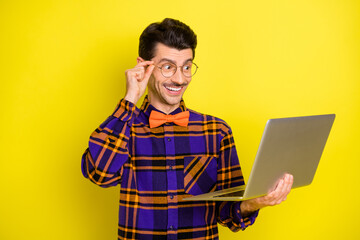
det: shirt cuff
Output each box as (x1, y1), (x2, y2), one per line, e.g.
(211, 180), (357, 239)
(233, 201), (259, 231)
(111, 98), (137, 122)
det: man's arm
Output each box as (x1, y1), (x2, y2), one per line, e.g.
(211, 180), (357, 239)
(81, 99), (137, 187)
(215, 124), (294, 231)
(81, 60), (155, 187)
(216, 124), (259, 231)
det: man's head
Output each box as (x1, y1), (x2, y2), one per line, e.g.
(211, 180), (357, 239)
(139, 18), (197, 61)
(138, 18), (198, 114)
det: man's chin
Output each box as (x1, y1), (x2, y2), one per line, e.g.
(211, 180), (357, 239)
(160, 95), (182, 107)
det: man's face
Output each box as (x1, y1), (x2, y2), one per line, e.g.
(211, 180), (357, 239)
(146, 43), (193, 113)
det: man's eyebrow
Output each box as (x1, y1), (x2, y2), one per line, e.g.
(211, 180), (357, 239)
(158, 58), (193, 65)
(158, 58), (176, 64)
(183, 58), (193, 64)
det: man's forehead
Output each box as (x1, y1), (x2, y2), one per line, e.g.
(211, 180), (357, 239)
(152, 43), (193, 62)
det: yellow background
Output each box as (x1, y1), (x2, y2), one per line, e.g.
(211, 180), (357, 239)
(1, 0), (359, 239)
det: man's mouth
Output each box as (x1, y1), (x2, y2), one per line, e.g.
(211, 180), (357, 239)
(164, 85), (182, 92)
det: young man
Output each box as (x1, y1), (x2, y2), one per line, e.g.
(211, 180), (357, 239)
(81, 18), (293, 240)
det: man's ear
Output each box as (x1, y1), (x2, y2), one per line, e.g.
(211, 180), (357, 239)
(137, 57), (145, 64)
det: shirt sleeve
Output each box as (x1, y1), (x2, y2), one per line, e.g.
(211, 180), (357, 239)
(81, 99), (137, 187)
(216, 125), (259, 231)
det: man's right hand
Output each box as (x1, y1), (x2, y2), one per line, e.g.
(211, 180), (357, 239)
(124, 60), (155, 104)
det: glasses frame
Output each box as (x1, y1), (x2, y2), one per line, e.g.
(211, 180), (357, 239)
(156, 62), (198, 78)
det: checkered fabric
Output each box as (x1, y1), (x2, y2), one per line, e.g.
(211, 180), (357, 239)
(81, 96), (258, 239)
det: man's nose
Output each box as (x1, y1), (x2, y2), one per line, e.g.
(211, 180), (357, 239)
(172, 67), (187, 85)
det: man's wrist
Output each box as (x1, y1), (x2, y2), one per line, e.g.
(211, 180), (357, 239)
(124, 93), (139, 105)
(240, 200), (260, 217)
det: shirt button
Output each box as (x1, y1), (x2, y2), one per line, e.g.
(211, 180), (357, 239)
(167, 138), (171, 142)
(169, 165), (173, 170)
(170, 194), (174, 199)
(169, 225), (174, 230)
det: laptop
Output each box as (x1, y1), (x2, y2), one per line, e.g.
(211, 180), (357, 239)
(183, 114), (335, 201)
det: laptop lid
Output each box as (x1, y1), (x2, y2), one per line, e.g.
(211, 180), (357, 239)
(183, 114), (335, 201)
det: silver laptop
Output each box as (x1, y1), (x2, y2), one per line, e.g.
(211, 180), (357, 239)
(183, 114), (335, 201)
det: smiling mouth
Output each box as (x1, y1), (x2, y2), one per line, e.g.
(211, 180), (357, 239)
(165, 85), (182, 92)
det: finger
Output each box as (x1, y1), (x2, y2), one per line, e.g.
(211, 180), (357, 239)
(127, 68), (145, 81)
(273, 179), (286, 202)
(284, 174), (294, 196)
(135, 60), (154, 68)
(261, 174), (292, 206)
(269, 177), (288, 205)
(274, 174), (293, 204)
(132, 61), (154, 81)
(270, 174), (285, 193)
(274, 177), (285, 194)
(142, 64), (155, 82)
(281, 174), (292, 193)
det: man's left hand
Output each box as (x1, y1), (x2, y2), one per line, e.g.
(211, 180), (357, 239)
(240, 173), (294, 216)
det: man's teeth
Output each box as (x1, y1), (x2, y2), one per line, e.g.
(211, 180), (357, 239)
(165, 86), (182, 91)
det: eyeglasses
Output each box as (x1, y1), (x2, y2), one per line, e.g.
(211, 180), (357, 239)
(156, 61), (198, 78)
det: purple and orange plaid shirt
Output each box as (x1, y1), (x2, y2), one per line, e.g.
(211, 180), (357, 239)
(81, 96), (258, 239)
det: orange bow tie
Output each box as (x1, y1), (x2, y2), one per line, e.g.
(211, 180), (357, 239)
(149, 110), (190, 128)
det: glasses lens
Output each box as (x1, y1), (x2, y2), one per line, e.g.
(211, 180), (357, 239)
(160, 62), (177, 77)
(182, 62), (198, 77)
(159, 62), (198, 77)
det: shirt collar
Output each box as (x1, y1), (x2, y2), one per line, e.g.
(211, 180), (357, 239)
(140, 95), (187, 120)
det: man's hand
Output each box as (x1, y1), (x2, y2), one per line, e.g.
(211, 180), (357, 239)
(124, 60), (155, 104)
(240, 173), (294, 217)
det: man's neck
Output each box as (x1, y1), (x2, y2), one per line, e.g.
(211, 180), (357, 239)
(148, 96), (180, 115)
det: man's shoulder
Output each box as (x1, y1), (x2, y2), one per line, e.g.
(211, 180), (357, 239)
(187, 108), (232, 134)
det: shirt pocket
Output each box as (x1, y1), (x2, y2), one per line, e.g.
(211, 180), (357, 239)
(183, 155), (218, 196)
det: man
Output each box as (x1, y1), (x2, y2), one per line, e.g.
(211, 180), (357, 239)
(81, 18), (293, 240)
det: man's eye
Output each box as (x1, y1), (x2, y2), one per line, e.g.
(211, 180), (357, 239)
(183, 65), (191, 71)
(162, 64), (175, 71)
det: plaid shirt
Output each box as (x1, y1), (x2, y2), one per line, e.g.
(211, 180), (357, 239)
(81, 96), (258, 240)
